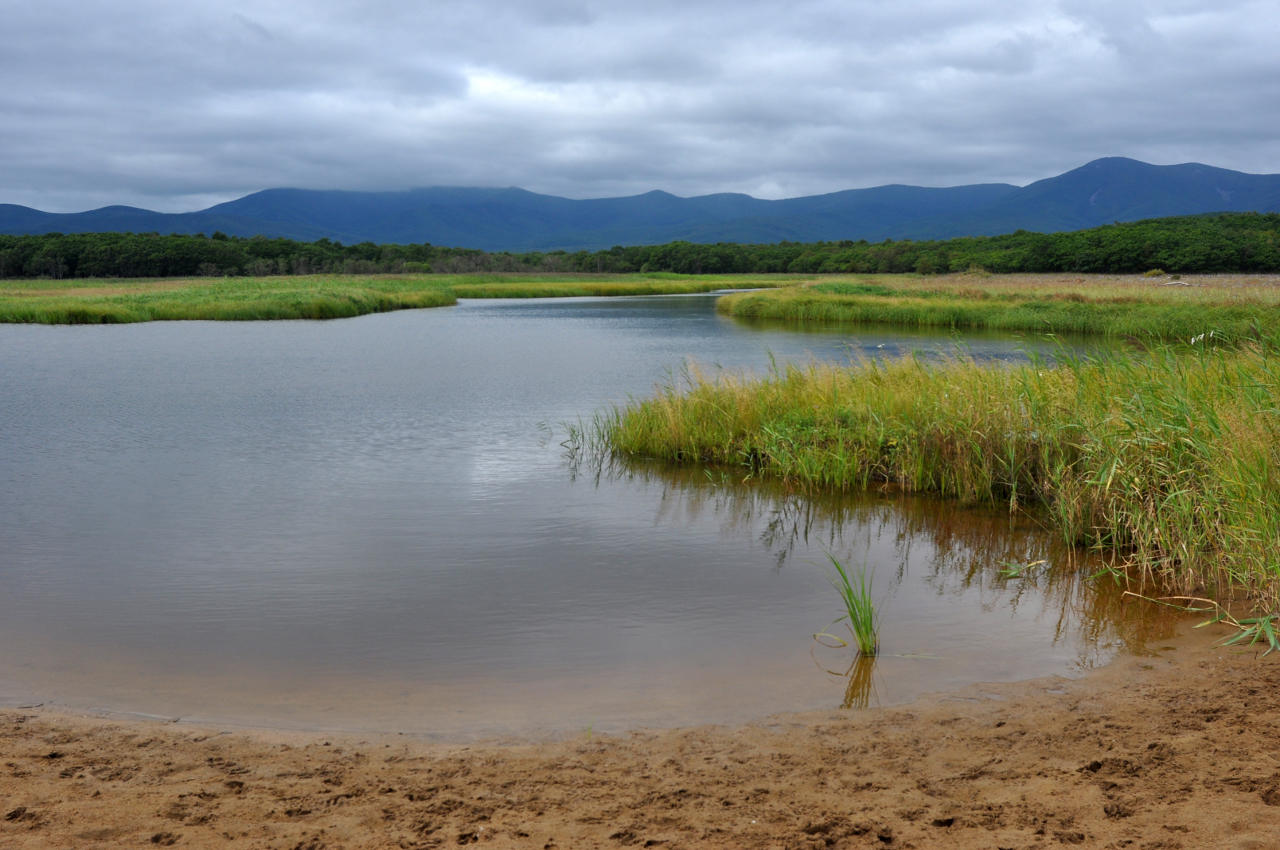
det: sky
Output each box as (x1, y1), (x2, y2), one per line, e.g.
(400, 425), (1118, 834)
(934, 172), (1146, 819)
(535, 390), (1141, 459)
(4, 0), (1279, 213)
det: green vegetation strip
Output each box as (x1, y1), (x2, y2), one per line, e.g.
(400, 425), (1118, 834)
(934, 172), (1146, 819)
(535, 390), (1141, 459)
(4, 211), (1280, 277)
(718, 275), (1280, 343)
(0, 274), (784, 323)
(593, 346), (1280, 607)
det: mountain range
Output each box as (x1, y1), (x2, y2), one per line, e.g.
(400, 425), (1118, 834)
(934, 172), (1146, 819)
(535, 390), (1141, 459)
(4, 157), (1280, 251)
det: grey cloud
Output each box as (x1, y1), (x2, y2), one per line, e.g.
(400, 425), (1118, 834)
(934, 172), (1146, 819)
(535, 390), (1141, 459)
(2, 0), (1279, 212)
(1060, 0), (1165, 54)
(230, 12), (276, 41)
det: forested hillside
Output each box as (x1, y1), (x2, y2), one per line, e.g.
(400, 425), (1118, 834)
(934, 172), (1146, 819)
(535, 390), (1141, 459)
(2, 212), (1278, 279)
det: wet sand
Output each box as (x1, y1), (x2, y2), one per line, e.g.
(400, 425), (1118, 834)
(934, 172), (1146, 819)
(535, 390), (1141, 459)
(3, 623), (1279, 849)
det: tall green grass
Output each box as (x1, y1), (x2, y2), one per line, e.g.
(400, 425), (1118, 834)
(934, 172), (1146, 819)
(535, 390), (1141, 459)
(718, 275), (1280, 343)
(596, 345), (1280, 607)
(827, 554), (879, 657)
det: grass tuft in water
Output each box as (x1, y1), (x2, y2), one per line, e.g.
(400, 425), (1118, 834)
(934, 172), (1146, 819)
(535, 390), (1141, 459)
(828, 554), (879, 657)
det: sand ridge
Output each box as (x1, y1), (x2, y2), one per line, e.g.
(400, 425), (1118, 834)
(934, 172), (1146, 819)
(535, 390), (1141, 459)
(3, 626), (1280, 849)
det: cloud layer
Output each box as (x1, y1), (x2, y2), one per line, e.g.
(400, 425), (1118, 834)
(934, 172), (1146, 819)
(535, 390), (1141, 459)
(4, 0), (1278, 211)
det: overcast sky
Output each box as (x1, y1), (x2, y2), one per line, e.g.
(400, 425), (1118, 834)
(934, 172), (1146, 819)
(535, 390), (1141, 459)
(4, 0), (1278, 212)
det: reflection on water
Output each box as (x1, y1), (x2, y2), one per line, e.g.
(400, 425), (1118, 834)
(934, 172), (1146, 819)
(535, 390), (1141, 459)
(0, 296), (1181, 735)
(839, 656), (879, 710)
(581, 457), (1180, 686)
(727, 314), (1112, 363)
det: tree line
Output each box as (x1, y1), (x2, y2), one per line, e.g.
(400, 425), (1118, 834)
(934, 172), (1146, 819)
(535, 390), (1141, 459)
(3, 212), (1279, 279)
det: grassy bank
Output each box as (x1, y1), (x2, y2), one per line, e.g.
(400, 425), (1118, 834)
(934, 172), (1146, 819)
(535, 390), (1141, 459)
(0, 275), (458, 323)
(593, 345), (1280, 606)
(0, 273), (793, 323)
(718, 273), (1280, 343)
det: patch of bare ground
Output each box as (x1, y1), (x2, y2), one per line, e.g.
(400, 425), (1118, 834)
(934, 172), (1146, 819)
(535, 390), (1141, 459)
(3, 624), (1279, 848)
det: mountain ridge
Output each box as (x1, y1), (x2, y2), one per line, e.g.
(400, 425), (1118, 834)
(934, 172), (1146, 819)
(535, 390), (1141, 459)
(3, 158), (1279, 250)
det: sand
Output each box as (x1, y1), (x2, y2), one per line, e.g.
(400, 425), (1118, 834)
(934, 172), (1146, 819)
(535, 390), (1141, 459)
(3, 623), (1279, 849)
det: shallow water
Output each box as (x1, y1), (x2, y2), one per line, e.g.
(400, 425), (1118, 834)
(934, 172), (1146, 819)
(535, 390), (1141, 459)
(0, 295), (1174, 737)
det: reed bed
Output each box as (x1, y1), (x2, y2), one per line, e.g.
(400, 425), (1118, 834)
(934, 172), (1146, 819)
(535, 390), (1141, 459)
(718, 273), (1280, 343)
(0, 273), (790, 323)
(596, 346), (1280, 607)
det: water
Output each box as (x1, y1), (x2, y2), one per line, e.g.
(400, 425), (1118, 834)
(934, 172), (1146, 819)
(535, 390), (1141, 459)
(0, 295), (1172, 737)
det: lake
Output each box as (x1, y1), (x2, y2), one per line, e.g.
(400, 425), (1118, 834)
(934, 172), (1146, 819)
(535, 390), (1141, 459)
(0, 295), (1174, 738)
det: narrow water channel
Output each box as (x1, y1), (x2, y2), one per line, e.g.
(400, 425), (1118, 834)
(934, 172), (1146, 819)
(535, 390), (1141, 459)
(0, 295), (1176, 737)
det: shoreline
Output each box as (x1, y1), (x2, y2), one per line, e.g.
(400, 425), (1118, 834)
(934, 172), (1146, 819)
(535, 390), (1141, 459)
(5, 622), (1280, 848)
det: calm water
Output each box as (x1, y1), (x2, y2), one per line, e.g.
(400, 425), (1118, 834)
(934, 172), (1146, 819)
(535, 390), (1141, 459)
(0, 295), (1171, 737)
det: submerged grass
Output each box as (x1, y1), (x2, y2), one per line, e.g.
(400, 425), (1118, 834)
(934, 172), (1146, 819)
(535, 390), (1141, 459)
(0, 273), (795, 323)
(1124, 594), (1280, 655)
(718, 273), (1280, 344)
(595, 343), (1280, 609)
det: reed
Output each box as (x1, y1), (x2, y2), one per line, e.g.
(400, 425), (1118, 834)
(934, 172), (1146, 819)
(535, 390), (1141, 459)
(827, 554), (879, 657)
(717, 274), (1280, 344)
(597, 344), (1280, 607)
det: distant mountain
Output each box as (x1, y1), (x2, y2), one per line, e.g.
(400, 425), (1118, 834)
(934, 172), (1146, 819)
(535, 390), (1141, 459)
(4, 158), (1280, 250)
(910, 158), (1280, 238)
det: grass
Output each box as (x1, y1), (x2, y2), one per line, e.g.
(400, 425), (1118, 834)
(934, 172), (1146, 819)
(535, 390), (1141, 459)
(1128, 594), (1280, 656)
(0, 275), (456, 323)
(718, 273), (1280, 344)
(826, 554), (879, 657)
(0, 273), (796, 324)
(593, 342), (1280, 610)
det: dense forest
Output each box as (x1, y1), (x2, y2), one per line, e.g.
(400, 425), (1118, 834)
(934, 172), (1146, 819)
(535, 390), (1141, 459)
(2, 212), (1279, 279)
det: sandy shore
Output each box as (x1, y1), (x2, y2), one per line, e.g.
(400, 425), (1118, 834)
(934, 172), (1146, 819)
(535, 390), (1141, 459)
(3, 624), (1279, 849)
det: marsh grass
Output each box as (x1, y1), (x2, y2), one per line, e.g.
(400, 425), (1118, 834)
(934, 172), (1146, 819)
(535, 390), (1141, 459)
(0, 275), (458, 323)
(718, 273), (1280, 344)
(597, 343), (1280, 607)
(0, 273), (790, 323)
(826, 554), (879, 657)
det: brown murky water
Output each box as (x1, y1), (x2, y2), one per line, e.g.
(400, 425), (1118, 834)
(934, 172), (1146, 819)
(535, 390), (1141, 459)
(0, 295), (1176, 737)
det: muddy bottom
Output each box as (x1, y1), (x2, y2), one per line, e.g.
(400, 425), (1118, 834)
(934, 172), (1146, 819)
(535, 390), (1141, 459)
(4, 621), (1279, 849)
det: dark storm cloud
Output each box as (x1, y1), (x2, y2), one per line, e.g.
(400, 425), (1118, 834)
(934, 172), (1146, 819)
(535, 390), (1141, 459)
(2, 0), (1278, 212)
